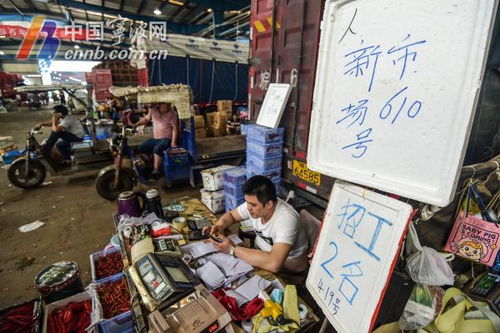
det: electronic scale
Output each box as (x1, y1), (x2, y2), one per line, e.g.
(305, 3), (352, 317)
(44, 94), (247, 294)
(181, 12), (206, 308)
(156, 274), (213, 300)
(135, 253), (200, 305)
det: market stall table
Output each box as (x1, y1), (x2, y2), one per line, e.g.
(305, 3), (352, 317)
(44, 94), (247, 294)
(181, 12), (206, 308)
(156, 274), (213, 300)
(113, 196), (319, 332)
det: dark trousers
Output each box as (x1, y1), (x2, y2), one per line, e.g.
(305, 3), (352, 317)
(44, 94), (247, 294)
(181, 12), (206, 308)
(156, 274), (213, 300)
(44, 131), (82, 159)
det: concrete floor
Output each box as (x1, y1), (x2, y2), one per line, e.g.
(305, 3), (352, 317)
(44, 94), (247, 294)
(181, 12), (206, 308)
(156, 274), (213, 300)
(0, 104), (200, 308)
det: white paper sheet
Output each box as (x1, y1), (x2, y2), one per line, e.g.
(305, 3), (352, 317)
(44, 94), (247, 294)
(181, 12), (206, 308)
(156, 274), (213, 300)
(181, 241), (218, 259)
(234, 275), (271, 302)
(206, 253), (252, 277)
(228, 234), (244, 245)
(196, 261), (226, 290)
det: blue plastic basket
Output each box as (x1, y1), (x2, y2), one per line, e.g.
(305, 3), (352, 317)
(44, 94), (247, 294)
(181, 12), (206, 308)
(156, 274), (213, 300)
(246, 139), (283, 158)
(246, 152), (282, 171)
(225, 193), (244, 212)
(97, 310), (133, 333)
(246, 125), (284, 144)
(223, 182), (244, 198)
(163, 147), (190, 166)
(1, 149), (23, 165)
(246, 166), (282, 183)
(223, 166), (247, 187)
(89, 247), (122, 284)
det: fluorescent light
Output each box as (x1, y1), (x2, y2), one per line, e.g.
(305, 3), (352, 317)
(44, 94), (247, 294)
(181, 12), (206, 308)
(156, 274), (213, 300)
(0, 51), (5, 55)
(154, 9), (161, 15)
(207, 8), (213, 13)
(168, 0), (184, 6)
(74, 45), (80, 49)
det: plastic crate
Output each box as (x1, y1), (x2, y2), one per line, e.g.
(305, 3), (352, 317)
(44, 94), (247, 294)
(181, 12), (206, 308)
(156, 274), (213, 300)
(225, 193), (244, 212)
(246, 125), (284, 144)
(223, 166), (247, 187)
(89, 247), (123, 284)
(246, 139), (283, 158)
(240, 123), (249, 135)
(162, 164), (190, 182)
(97, 310), (133, 333)
(163, 147), (190, 166)
(246, 166), (282, 183)
(95, 273), (131, 320)
(246, 152), (282, 171)
(1, 149), (23, 165)
(223, 182), (244, 198)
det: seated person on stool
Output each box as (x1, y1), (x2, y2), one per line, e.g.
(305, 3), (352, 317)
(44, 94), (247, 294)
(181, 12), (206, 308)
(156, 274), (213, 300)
(35, 105), (84, 164)
(133, 102), (179, 180)
(204, 176), (308, 273)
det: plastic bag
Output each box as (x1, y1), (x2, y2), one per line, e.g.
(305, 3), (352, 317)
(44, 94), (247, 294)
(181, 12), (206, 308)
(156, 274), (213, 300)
(405, 222), (454, 286)
(406, 247), (454, 286)
(399, 284), (444, 330)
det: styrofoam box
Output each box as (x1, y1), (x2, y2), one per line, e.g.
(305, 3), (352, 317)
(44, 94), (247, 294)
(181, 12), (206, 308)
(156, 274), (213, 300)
(246, 125), (285, 144)
(201, 165), (235, 191)
(246, 139), (283, 158)
(200, 188), (225, 201)
(43, 291), (94, 333)
(246, 152), (283, 171)
(202, 196), (225, 214)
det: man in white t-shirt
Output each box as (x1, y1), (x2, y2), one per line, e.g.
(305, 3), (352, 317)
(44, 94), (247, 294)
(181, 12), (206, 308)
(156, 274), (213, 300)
(204, 176), (308, 273)
(35, 105), (84, 163)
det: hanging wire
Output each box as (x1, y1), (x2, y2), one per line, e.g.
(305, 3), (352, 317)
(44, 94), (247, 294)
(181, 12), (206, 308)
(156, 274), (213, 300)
(208, 59), (215, 104)
(233, 61), (239, 101)
(186, 56), (190, 87)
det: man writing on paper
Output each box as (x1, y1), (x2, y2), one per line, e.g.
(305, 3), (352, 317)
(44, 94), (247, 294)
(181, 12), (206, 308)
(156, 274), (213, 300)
(204, 176), (308, 273)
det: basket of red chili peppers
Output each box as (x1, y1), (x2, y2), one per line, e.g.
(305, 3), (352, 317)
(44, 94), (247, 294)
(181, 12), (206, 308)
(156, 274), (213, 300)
(90, 247), (124, 283)
(0, 298), (42, 333)
(95, 273), (132, 319)
(43, 291), (93, 333)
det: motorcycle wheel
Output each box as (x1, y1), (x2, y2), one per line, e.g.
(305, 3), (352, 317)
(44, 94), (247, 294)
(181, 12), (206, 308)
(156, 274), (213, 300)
(95, 167), (135, 201)
(7, 158), (46, 188)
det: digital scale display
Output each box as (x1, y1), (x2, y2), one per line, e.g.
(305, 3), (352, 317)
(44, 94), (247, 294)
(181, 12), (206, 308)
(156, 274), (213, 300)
(136, 253), (199, 304)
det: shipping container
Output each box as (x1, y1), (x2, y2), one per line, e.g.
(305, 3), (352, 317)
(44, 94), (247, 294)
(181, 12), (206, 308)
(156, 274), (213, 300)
(249, 0), (332, 206)
(249, 0), (500, 207)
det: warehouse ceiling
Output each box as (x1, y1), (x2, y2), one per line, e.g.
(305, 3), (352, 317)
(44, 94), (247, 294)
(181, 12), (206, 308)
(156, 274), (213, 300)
(0, 0), (250, 60)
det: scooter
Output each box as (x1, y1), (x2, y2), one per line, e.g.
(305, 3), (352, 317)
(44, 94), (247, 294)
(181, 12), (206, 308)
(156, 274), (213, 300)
(95, 126), (152, 201)
(7, 127), (112, 189)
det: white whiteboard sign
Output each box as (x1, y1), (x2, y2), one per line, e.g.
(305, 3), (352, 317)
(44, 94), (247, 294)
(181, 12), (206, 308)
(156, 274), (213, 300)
(306, 181), (412, 333)
(256, 83), (292, 128)
(307, 0), (498, 206)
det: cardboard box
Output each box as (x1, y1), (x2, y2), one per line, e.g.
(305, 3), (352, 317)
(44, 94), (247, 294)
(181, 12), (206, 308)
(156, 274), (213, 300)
(195, 128), (207, 139)
(212, 126), (227, 137)
(205, 112), (216, 127)
(201, 165), (234, 191)
(214, 112), (228, 128)
(217, 100), (233, 113)
(194, 115), (206, 129)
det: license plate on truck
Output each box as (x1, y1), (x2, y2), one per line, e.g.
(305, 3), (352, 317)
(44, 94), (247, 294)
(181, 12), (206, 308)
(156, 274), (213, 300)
(292, 160), (321, 185)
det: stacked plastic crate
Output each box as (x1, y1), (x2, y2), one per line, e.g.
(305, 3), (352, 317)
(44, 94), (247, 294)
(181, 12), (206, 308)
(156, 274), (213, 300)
(223, 166), (247, 212)
(245, 125), (285, 193)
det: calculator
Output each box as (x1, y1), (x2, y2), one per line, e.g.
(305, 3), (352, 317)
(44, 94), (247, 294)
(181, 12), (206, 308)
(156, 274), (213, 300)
(136, 253), (200, 304)
(153, 239), (182, 257)
(187, 218), (212, 230)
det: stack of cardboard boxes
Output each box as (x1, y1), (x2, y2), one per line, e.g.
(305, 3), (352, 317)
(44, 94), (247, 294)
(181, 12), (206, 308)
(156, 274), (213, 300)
(199, 100), (234, 138)
(194, 115), (207, 139)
